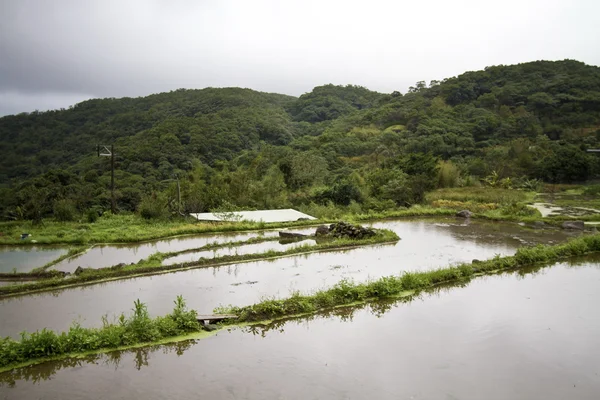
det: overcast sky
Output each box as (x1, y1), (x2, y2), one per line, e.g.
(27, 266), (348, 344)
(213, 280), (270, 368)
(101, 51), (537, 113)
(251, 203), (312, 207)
(1, 0), (599, 116)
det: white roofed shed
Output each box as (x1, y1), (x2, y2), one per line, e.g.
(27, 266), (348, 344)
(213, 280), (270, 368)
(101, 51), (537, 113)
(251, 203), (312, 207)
(190, 209), (316, 223)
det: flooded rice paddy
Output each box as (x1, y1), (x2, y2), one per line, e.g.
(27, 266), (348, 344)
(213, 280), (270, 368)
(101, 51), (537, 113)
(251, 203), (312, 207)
(0, 218), (579, 338)
(1, 255), (599, 399)
(0, 246), (67, 273)
(162, 238), (317, 265)
(50, 227), (318, 273)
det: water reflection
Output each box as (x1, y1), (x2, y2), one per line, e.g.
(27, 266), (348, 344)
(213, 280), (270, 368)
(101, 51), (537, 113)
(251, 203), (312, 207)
(0, 217), (586, 339)
(3, 254), (599, 388)
(0, 246), (67, 273)
(0, 341), (197, 388)
(162, 238), (317, 265)
(246, 253), (600, 338)
(52, 228), (317, 273)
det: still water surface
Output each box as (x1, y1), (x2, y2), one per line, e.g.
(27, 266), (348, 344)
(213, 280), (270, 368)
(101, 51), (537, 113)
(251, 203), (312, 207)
(0, 246), (67, 273)
(1, 257), (598, 399)
(0, 218), (578, 338)
(162, 238), (317, 265)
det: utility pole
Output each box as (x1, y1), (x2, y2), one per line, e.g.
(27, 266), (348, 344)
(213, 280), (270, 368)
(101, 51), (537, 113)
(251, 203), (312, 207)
(161, 174), (184, 216)
(98, 145), (116, 214)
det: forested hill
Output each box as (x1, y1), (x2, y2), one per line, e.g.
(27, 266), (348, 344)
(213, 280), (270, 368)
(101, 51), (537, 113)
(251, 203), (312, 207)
(1, 60), (600, 220)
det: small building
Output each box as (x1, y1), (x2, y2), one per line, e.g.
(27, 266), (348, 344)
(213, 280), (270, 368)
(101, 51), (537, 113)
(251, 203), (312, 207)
(190, 209), (316, 223)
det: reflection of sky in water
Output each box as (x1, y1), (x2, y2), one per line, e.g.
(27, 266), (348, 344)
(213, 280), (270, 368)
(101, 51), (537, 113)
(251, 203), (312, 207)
(0, 246), (67, 273)
(0, 218), (579, 338)
(52, 227), (317, 273)
(163, 239), (317, 265)
(2, 261), (599, 400)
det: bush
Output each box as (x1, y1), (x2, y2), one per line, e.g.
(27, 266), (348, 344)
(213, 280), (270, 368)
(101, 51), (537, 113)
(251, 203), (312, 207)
(315, 180), (363, 206)
(86, 208), (100, 223)
(583, 185), (600, 196)
(437, 160), (460, 188)
(53, 199), (77, 222)
(500, 203), (539, 217)
(138, 193), (167, 220)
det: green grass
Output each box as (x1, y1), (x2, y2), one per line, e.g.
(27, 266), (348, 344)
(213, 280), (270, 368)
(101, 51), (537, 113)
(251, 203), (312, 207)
(0, 229), (400, 297)
(225, 233), (600, 322)
(426, 187), (533, 205)
(0, 296), (204, 372)
(0, 213), (323, 246)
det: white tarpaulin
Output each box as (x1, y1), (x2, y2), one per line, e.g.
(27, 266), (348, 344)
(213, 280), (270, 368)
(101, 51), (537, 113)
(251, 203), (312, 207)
(190, 209), (317, 223)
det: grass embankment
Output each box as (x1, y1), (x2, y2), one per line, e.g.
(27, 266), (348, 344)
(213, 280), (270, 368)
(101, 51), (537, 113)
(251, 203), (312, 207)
(2, 234), (600, 373)
(0, 296), (208, 372)
(0, 214), (323, 246)
(0, 229), (400, 297)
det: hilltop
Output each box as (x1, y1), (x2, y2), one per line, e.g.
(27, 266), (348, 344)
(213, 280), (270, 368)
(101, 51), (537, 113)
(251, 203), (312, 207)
(1, 60), (599, 220)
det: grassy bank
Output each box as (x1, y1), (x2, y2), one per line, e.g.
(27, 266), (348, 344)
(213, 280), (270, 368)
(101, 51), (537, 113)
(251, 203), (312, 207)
(0, 296), (207, 372)
(0, 229), (400, 297)
(2, 233), (600, 373)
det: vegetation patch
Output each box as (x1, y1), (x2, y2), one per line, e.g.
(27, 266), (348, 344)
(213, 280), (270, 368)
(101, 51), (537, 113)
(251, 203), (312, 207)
(430, 200), (498, 213)
(426, 187), (532, 205)
(0, 296), (205, 372)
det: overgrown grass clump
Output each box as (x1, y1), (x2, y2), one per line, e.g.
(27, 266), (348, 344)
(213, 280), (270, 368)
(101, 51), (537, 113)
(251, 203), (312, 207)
(430, 199), (498, 213)
(227, 234), (600, 322)
(0, 296), (200, 370)
(426, 187), (532, 205)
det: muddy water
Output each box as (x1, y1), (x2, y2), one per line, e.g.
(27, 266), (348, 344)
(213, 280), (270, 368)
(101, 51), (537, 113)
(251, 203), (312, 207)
(0, 218), (579, 338)
(51, 227), (317, 273)
(0, 246), (67, 273)
(163, 239), (317, 265)
(2, 258), (599, 400)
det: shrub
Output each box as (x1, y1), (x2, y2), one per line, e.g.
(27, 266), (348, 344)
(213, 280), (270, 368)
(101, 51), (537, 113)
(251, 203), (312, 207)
(583, 185), (600, 196)
(437, 160), (460, 188)
(138, 193), (167, 220)
(86, 208), (99, 223)
(53, 199), (77, 222)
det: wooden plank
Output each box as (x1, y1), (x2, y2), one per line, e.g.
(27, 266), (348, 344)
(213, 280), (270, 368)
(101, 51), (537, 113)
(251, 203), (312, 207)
(196, 314), (238, 321)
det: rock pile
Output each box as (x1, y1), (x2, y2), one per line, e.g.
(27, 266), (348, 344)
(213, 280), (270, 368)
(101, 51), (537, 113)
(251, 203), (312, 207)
(456, 210), (473, 218)
(316, 222), (376, 239)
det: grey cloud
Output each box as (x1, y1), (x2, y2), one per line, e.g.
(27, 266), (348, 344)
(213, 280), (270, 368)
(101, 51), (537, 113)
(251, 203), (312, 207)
(1, 0), (599, 116)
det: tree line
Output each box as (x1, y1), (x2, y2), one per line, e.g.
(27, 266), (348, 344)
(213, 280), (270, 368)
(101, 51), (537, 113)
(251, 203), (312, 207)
(1, 60), (599, 221)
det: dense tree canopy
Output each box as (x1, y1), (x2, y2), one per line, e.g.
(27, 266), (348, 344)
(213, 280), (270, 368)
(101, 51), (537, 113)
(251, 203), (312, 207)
(1, 60), (599, 220)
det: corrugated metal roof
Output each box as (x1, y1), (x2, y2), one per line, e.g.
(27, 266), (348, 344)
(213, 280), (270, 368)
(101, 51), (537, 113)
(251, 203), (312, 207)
(190, 209), (317, 223)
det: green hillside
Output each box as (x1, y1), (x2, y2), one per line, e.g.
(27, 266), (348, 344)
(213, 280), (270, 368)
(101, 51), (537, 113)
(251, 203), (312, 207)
(1, 60), (599, 221)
